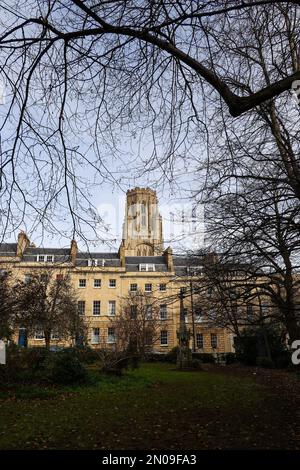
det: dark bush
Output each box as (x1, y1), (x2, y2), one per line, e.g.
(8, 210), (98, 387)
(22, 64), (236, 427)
(235, 327), (288, 367)
(190, 359), (202, 370)
(0, 345), (88, 385)
(256, 356), (275, 369)
(224, 353), (237, 365)
(99, 350), (140, 376)
(274, 351), (291, 369)
(46, 350), (87, 385)
(65, 346), (99, 364)
(192, 353), (215, 364)
(144, 352), (168, 362)
(235, 331), (257, 365)
(0, 344), (22, 383)
(165, 347), (179, 363)
(21, 347), (51, 372)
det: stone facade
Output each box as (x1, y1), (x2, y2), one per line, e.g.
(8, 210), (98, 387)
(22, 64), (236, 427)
(0, 188), (234, 354)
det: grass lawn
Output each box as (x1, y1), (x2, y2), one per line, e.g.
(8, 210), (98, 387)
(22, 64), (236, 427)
(0, 362), (297, 449)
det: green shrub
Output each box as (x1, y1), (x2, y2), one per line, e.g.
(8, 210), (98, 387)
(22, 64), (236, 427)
(0, 345), (88, 386)
(46, 350), (87, 385)
(21, 347), (51, 372)
(65, 346), (99, 364)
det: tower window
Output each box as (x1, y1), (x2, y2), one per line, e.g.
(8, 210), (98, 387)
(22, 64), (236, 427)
(141, 203), (146, 227)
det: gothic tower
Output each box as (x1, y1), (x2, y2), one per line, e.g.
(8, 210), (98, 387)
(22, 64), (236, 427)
(121, 187), (163, 256)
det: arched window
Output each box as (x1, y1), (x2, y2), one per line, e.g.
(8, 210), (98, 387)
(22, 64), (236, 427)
(141, 203), (147, 227)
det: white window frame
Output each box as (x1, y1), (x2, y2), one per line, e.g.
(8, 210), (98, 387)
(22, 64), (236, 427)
(211, 333), (218, 349)
(196, 333), (204, 349)
(108, 300), (116, 316)
(194, 308), (203, 323)
(107, 327), (115, 344)
(145, 283), (152, 292)
(183, 307), (188, 323)
(36, 254), (54, 263)
(78, 279), (86, 288)
(109, 279), (116, 288)
(130, 305), (137, 319)
(77, 300), (85, 315)
(130, 283), (138, 292)
(93, 300), (101, 316)
(160, 330), (168, 346)
(35, 331), (45, 340)
(88, 259), (98, 267)
(145, 305), (152, 319)
(91, 328), (100, 344)
(139, 264), (155, 272)
(188, 266), (203, 276)
(159, 304), (168, 320)
(159, 283), (167, 291)
(94, 279), (101, 288)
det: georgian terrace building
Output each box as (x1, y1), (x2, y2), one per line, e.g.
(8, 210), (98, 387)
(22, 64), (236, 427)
(0, 187), (234, 353)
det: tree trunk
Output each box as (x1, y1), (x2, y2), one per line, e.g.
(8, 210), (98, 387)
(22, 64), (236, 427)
(44, 331), (51, 349)
(285, 317), (300, 344)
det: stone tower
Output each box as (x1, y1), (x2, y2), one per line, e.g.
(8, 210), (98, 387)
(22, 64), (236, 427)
(121, 187), (163, 256)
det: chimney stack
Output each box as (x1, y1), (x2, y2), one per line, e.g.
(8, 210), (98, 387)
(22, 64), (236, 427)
(164, 246), (174, 272)
(70, 239), (78, 265)
(16, 231), (30, 258)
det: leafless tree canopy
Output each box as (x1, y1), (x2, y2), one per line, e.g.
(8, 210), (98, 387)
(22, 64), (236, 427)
(111, 289), (162, 356)
(0, 1), (299, 241)
(15, 270), (85, 348)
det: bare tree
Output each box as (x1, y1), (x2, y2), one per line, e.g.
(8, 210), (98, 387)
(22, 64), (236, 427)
(15, 269), (86, 348)
(0, 270), (18, 340)
(110, 289), (162, 357)
(0, 1), (299, 241)
(202, 176), (300, 343)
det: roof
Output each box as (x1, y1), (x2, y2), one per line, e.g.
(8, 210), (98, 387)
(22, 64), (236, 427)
(125, 256), (168, 272)
(0, 241), (206, 273)
(0, 243), (17, 257)
(77, 252), (119, 259)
